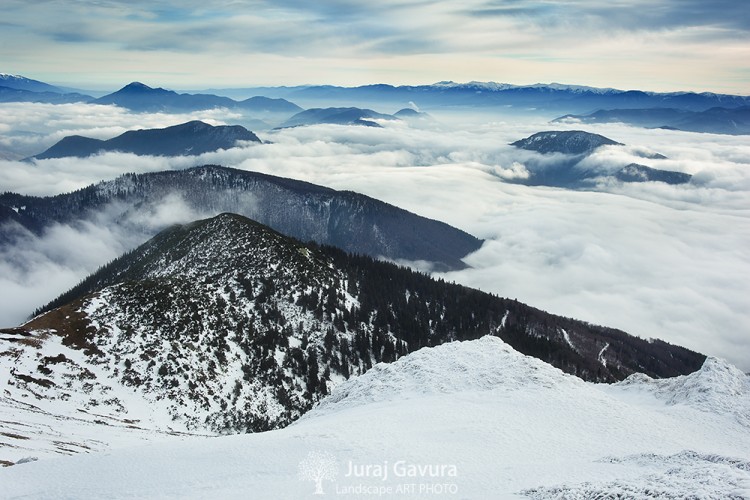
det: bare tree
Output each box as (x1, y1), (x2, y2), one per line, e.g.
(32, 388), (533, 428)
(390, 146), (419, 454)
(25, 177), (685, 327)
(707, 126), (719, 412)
(298, 451), (338, 495)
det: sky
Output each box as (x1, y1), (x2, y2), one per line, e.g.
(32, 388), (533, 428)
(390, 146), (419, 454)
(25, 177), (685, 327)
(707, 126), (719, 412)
(1, 0), (749, 93)
(0, 103), (748, 370)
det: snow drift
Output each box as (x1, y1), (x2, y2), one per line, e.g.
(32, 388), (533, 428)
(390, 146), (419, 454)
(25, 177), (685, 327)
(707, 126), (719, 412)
(1, 336), (748, 498)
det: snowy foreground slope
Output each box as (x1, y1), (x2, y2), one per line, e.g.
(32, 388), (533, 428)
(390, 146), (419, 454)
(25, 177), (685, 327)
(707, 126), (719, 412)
(1, 336), (749, 499)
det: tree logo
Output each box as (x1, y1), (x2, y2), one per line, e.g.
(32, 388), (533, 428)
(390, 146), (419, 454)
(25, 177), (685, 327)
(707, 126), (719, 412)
(298, 450), (339, 495)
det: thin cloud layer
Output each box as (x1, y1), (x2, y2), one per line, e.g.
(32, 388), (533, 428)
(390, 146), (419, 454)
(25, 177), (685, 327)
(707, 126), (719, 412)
(0, 104), (748, 370)
(1, 1), (748, 92)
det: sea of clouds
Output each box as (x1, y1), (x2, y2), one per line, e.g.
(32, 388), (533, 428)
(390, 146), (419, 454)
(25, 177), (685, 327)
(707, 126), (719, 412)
(1, 102), (748, 369)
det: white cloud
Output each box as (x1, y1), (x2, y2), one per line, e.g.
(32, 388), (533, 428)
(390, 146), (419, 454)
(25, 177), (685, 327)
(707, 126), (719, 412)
(0, 191), (222, 326)
(0, 108), (748, 370)
(0, 102), (242, 160)
(3, 1), (749, 92)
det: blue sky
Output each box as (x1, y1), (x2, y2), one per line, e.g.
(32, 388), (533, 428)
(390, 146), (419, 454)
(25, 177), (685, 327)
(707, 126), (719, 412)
(1, 0), (749, 92)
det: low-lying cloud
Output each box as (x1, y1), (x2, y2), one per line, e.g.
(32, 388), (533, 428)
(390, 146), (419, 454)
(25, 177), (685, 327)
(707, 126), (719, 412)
(0, 192), (221, 322)
(1, 102), (748, 370)
(0, 101), (243, 160)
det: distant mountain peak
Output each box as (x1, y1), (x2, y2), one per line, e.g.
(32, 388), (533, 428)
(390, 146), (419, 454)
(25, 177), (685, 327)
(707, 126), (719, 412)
(93, 82), (301, 115)
(0, 73), (64, 93)
(123, 81), (151, 89)
(117, 81), (173, 94)
(31, 121), (260, 159)
(277, 107), (395, 129)
(511, 130), (623, 155)
(394, 108), (421, 117)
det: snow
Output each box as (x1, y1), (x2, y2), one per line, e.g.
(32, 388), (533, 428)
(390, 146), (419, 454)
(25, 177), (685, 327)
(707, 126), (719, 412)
(559, 328), (575, 351)
(500, 310), (509, 329)
(0, 328), (202, 465)
(610, 356), (750, 428)
(598, 342), (609, 367)
(427, 81), (618, 94)
(1, 336), (748, 498)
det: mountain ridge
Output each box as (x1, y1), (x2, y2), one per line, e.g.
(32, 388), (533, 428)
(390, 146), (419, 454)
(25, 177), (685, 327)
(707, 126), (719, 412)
(31, 120), (261, 159)
(261, 81), (750, 113)
(554, 106), (750, 135)
(0, 73), (63, 93)
(3, 74), (748, 114)
(94, 82), (302, 114)
(0, 165), (483, 272)
(1, 213), (705, 444)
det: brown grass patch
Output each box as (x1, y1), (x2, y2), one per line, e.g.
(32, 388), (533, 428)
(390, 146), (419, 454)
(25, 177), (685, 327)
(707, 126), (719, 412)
(25, 299), (104, 357)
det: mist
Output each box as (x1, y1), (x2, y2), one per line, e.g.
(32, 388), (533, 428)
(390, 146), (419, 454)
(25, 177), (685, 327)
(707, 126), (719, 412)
(0, 102), (748, 369)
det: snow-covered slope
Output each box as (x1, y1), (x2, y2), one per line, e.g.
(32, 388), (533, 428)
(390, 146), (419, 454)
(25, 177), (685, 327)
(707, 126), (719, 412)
(612, 356), (750, 427)
(0, 212), (706, 467)
(0, 73), (62, 93)
(0, 328), (203, 467)
(309, 335), (580, 416)
(1, 336), (747, 499)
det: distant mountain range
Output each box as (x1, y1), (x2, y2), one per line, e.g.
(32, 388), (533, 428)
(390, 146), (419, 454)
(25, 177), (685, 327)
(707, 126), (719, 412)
(554, 106), (750, 135)
(3, 74), (748, 116)
(0, 213), (704, 440)
(0, 76), (302, 116)
(509, 130), (690, 187)
(0, 86), (92, 104)
(0, 73), (93, 104)
(94, 82), (302, 114)
(0, 165), (482, 272)
(245, 81), (750, 113)
(0, 73), (64, 93)
(31, 121), (261, 160)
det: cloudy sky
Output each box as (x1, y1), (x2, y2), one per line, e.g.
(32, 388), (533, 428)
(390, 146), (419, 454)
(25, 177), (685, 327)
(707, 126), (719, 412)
(2, 0), (749, 93)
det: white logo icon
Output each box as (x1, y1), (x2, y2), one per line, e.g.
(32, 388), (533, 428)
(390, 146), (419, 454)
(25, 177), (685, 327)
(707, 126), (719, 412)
(298, 450), (339, 495)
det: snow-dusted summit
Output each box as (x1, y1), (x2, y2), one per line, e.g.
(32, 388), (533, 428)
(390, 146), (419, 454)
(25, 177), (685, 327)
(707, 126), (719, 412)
(0, 213), (705, 465)
(310, 336), (581, 416)
(511, 130), (623, 155)
(615, 356), (750, 427)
